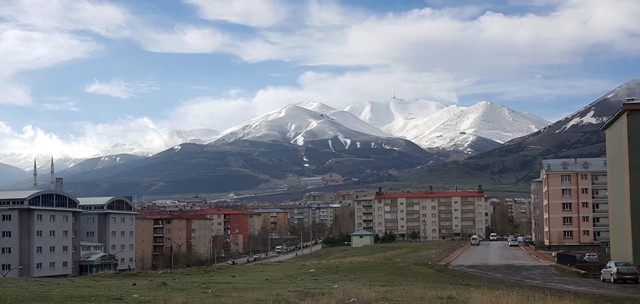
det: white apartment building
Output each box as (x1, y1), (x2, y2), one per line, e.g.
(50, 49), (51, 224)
(0, 190), (82, 278)
(78, 197), (137, 271)
(354, 189), (489, 240)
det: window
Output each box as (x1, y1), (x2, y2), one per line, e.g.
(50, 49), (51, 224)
(36, 230), (42, 237)
(562, 189), (572, 198)
(111, 244), (116, 251)
(120, 231), (125, 237)
(63, 215), (68, 222)
(63, 230), (68, 238)
(62, 261), (68, 268)
(36, 246), (42, 254)
(49, 262), (55, 269)
(583, 230), (590, 236)
(1, 214), (11, 221)
(562, 203), (572, 211)
(1, 247), (11, 254)
(120, 244), (125, 251)
(2, 231), (11, 238)
(49, 230), (55, 237)
(581, 202), (589, 208)
(63, 246), (68, 253)
(121, 217), (126, 223)
(87, 217), (95, 224)
(561, 175), (571, 184)
(120, 258), (125, 264)
(36, 263), (42, 270)
(111, 231), (116, 237)
(129, 244), (134, 250)
(562, 217), (573, 226)
(129, 257), (134, 263)
(111, 217), (116, 224)
(129, 231), (134, 238)
(2, 264), (11, 271)
(49, 246), (55, 253)
(129, 218), (134, 225)
(581, 188), (589, 195)
(580, 174), (588, 180)
(86, 231), (95, 238)
(582, 216), (589, 222)
(563, 231), (573, 239)
(36, 214), (42, 222)
(49, 215), (56, 222)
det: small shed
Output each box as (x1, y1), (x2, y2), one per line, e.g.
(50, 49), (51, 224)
(350, 230), (375, 247)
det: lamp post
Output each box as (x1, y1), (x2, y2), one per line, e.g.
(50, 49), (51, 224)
(170, 241), (186, 270)
(0, 266), (22, 278)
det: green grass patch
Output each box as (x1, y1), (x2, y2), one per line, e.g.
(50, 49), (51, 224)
(0, 242), (625, 304)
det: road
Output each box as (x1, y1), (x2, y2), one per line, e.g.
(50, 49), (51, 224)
(449, 240), (640, 299)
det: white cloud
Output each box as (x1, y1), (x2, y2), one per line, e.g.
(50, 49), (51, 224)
(41, 101), (80, 112)
(184, 0), (288, 28)
(0, 0), (130, 36)
(136, 25), (228, 53)
(85, 79), (156, 99)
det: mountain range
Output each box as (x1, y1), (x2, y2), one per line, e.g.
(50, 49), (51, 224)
(1, 76), (637, 196)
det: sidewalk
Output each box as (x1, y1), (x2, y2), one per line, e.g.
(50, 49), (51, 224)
(520, 244), (554, 263)
(438, 243), (470, 265)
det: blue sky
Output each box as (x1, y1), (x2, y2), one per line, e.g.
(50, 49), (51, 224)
(1, 0), (639, 167)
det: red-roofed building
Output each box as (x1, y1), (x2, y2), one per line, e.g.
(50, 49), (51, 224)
(354, 187), (490, 241)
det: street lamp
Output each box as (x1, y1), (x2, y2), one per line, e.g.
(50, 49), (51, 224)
(0, 266), (22, 278)
(170, 241), (186, 270)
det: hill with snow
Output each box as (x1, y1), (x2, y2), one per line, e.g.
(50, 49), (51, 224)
(346, 98), (549, 154)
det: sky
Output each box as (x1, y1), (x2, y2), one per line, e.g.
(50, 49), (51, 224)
(1, 0), (640, 167)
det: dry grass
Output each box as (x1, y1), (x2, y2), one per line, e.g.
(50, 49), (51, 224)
(0, 242), (625, 304)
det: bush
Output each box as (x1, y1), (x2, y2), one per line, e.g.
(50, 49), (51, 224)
(322, 234), (351, 247)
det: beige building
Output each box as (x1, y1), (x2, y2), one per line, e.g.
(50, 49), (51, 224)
(530, 178), (544, 242)
(541, 158), (609, 246)
(602, 101), (640, 263)
(354, 188), (489, 241)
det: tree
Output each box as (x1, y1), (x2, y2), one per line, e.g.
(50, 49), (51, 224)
(410, 230), (419, 241)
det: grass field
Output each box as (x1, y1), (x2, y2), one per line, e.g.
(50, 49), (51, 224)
(0, 242), (624, 303)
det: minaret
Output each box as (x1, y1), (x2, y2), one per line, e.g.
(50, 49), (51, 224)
(50, 157), (54, 190)
(33, 158), (37, 189)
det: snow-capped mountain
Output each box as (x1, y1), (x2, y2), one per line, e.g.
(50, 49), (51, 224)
(346, 98), (549, 153)
(213, 102), (390, 147)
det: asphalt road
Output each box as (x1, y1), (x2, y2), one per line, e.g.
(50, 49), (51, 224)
(449, 240), (640, 299)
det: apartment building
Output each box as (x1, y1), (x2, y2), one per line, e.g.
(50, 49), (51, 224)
(602, 101), (640, 263)
(530, 178), (544, 242)
(354, 188), (488, 241)
(78, 197), (136, 271)
(136, 212), (191, 270)
(541, 158), (609, 246)
(0, 190), (82, 278)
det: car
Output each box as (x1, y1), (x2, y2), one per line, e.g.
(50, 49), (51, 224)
(489, 233), (498, 241)
(508, 238), (519, 247)
(470, 235), (480, 246)
(584, 253), (599, 263)
(600, 261), (639, 283)
(226, 259), (237, 265)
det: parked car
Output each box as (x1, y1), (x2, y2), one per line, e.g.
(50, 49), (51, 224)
(470, 235), (480, 246)
(584, 253), (599, 263)
(508, 238), (519, 247)
(600, 261), (639, 283)
(489, 233), (498, 241)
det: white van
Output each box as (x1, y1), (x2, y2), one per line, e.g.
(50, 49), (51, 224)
(470, 235), (480, 246)
(274, 245), (285, 253)
(489, 233), (498, 241)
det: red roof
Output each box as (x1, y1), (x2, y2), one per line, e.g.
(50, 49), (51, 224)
(375, 191), (484, 199)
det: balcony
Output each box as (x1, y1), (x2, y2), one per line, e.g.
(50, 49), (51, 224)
(363, 208), (374, 214)
(592, 208), (609, 214)
(363, 215), (373, 221)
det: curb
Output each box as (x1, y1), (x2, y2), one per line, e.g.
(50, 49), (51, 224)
(519, 245), (553, 263)
(438, 243), (470, 265)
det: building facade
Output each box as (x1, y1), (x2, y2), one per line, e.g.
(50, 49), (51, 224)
(0, 190), (82, 278)
(354, 188), (488, 241)
(78, 197), (136, 271)
(602, 101), (640, 263)
(541, 158), (609, 246)
(530, 178), (544, 242)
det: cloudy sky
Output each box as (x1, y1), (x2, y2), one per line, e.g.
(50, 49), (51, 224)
(1, 0), (639, 167)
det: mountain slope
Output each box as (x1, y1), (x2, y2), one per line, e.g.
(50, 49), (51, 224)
(402, 77), (640, 191)
(0, 162), (30, 188)
(345, 98), (549, 154)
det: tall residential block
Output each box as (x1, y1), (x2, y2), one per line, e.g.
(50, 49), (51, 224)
(540, 158), (609, 246)
(602, 101), (640, 263)
(0, 190), (82, 278)
(354, 188), (488, 240)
